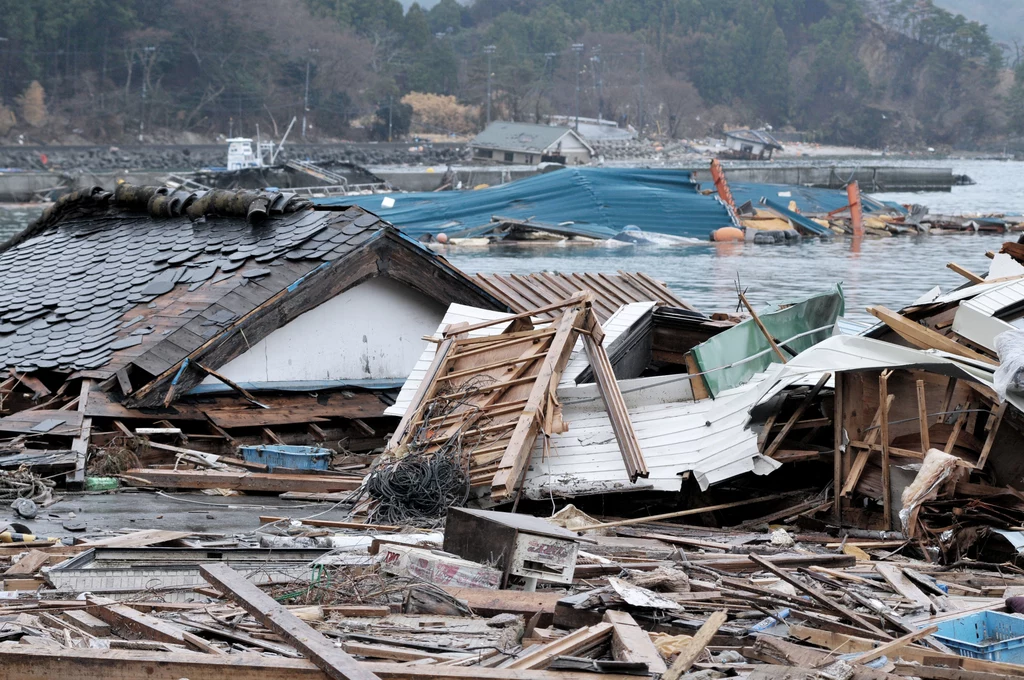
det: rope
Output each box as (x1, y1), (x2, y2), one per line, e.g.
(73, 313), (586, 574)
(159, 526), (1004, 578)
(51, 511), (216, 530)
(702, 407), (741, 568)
(0, 466), (56, 504)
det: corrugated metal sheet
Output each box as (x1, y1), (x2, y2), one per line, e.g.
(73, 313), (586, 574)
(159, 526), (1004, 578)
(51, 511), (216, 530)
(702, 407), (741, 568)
(523, 370), (782, 498)
(317, 168), (737, 240)
(473, 271), (694, 322)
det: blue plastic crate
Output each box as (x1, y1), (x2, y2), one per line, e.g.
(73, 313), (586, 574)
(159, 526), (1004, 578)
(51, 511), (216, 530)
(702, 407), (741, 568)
(239, 444), (331, 472)
(931, 611), (1024, 663)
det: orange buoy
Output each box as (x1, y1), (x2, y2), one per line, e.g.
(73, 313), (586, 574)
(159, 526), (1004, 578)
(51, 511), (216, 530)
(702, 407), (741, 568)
(711, 226), (744, 242)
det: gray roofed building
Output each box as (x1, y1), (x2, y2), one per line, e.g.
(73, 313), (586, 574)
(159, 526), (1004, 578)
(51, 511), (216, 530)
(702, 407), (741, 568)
(470, 122), (594, 166)
(723, 129), (784, 160)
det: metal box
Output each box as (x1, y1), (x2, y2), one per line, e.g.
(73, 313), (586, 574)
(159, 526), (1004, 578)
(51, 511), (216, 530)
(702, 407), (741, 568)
(443, 507), (591, 586)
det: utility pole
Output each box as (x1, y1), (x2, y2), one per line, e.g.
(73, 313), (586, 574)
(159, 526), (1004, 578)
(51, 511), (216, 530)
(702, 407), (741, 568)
(484, 44), (496, 124)
(539, 52), (556, 123)
(591, 46), (602, 122)
(138, 45), (155, 142)
(388, 94), (393, 143)
(639, 46), (645, 136)
(572, 43), (585, 131)
(302, 48), (317, 140)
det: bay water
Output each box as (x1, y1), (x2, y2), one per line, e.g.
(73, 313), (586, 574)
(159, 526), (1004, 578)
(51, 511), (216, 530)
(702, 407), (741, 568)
(0, 158), (1019, 320)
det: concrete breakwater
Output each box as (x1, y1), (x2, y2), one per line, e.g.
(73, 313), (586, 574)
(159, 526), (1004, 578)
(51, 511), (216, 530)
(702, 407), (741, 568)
(0, 157), (963, 201)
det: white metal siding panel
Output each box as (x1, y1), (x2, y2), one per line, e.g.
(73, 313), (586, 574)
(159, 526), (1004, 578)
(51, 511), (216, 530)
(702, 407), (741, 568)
(522, 372), (779, 499)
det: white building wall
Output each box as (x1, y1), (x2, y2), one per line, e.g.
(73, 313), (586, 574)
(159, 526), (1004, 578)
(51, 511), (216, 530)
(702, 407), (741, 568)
(204, 277), (447, 384)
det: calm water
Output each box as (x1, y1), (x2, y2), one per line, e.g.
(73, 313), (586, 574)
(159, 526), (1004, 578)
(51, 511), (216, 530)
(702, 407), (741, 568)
(0, 159), (1020, 320)
(444, 234), (1004, 322)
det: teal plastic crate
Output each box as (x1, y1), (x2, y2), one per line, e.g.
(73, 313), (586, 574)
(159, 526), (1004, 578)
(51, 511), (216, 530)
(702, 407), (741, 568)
(931, 611), (1024, 663)
(239, 444), (331, 472)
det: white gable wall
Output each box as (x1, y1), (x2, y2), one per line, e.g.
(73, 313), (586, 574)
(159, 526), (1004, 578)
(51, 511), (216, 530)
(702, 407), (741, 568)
(203, 277), (447, 384)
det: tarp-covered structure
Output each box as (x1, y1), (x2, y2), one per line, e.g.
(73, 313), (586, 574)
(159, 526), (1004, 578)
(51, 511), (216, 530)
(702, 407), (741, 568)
(319, 168), (739, 240)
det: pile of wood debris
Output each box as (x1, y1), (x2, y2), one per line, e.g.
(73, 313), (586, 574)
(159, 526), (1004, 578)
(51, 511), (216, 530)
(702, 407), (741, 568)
(3, 510), (1024, 679)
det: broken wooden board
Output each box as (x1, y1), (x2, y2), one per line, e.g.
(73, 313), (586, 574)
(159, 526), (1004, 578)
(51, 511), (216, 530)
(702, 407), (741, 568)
(199, 562), (380, 680)
(0, 410), (83, 436)
(0, 647), (649, 680)
(123, 469), (361, 493)
(664, 610), (727, 680)
(81, 530), (194, 548)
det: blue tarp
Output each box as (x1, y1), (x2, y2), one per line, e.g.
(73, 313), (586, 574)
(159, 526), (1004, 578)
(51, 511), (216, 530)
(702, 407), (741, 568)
(316, 168), (738, 240)
(728, 182), (902, 215)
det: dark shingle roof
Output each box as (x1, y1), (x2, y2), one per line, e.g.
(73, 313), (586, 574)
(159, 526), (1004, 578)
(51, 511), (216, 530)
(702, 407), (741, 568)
(0, 185), (390, 376)
(471, 122), (583, 153)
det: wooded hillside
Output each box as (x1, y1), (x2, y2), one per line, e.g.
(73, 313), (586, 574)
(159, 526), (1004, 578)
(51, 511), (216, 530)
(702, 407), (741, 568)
(0, 0), (1014, 148)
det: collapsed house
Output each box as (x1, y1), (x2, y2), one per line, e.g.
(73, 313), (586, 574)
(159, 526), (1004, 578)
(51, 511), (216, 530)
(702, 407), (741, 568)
(0, 185), (512, 485)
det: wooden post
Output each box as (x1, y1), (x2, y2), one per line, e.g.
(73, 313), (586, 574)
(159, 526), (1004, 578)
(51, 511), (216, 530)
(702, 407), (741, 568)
(916, 379), (930, 453)
(847, 181), (863, 237)
(977, 401), (1007, 470)
(199, 563), (381, 680)
(67, 379), (93, 486)
(880, 370), (892, 529)
(738, 292), (787, 363)
(765, 372), (831, 459)
(833, 372), (843, 522)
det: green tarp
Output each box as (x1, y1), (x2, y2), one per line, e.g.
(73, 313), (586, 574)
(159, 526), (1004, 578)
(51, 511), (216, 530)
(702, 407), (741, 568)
(692, 285), (845, 397)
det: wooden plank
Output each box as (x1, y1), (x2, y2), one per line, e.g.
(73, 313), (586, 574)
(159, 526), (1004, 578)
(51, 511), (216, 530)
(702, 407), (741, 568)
(582, 329), (648, 482)
(868, 306), (997, 365)
(68, 379), (93, 485)
(123, 469), (361, 493)
(663, 610), (728, 680)
(502, 622), (613, 670)
(0, 410), (83, 436)
(88, 597), (220, 654)
(82, 530), (193, 548)
(855, 625), (938, 665)
(441, 587), (560, 624)
(0, 646), (647, 680)
(790, 625), (1024, 677)
(176, 619), (300, 658)
(842, 394), (894, 498)
(195, 362), (267, 409)
(765, 373), (830, 458)
(60, 609), (111, 636)
(199, 562), (381, 680)
(834, 372), (843, 521)
(603, 610), (667, 674)
(917, 379), (931, 454)
(747, 554), (889, 637)
(947, 262), (984, 284)
(876, 562), (933, 611)
(944, 401), (971, 453)
(976, 401), (1007, 470)
(576, 492), (793, 531)
(880, 370), (892, 529)
(3, 550), (50, 576)
(258, 516), (401, 532)
(739, 292), (787, 362)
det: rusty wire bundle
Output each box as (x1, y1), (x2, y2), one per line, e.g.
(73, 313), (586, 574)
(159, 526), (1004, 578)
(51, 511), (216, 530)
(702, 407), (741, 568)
(364, 377), (502, 526)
